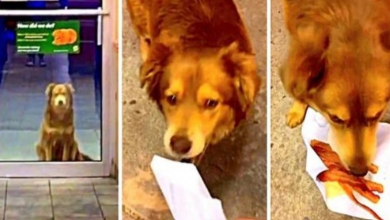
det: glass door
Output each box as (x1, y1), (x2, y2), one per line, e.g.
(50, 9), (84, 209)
(0, 1), (115, 177)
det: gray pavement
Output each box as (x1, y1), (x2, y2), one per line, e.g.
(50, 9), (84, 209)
(122, 0), (267, 219)
(0, 46), (101, 161)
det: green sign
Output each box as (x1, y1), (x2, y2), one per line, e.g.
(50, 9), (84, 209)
(16, 20), (80, 54)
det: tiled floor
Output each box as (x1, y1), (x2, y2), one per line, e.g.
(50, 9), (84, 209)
(0, 178), (118, 220)
(0, 46), (101, 161)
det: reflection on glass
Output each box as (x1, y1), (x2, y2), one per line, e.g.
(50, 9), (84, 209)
(0, 16), (101, 162)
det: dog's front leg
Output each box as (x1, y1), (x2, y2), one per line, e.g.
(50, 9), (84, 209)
(286, 100), (308, 128)
(62, 145), (69, 161)
(36, 143), (44, 160)
(44, 144), (52, 161)
(67, 140), (78, 161)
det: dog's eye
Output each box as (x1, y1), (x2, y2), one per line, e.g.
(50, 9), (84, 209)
(368, 112), (382, 121)
(329, 114), (345, 124)
(167, 95), (177, 105)
(204, 99), (219, 109)
(366, 113), (382, 125)
(367, 116), (380, 123)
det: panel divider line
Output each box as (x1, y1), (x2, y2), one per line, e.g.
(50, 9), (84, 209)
(2, 181), (7, 220)
(93, 183), (105, 219)
(49, 180), (55, 220)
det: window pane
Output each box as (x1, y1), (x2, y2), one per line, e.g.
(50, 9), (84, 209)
(0, 11), (102, 162)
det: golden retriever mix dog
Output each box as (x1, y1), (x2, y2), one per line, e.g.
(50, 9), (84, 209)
(36, 83), (92, 161)
(280, 0), (390, 176)
(127, 0), (261, 164)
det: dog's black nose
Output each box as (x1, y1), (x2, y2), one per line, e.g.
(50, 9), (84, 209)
(170, 135), (192, 154)
(349, 166), (368, 177)
(58, 100), (64, 105)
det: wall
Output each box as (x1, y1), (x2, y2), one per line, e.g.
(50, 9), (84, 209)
(112, 0), (119, 180)
(111, 0), (119, 180)
(114, 0), (118, 179)
(103, 0), (118, 180)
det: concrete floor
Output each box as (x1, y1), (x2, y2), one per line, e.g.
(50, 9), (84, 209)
(122, 0), (267, 219)
(0, 46), (101, 161)
(271, 0), (362, 219)
(0, 178), (118, 220)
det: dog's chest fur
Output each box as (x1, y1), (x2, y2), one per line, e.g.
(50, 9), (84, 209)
(44, 125), (75, 161)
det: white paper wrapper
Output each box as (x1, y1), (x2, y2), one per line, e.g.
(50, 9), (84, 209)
(302, 108), (390, 220)
(150, 155), (227, 220)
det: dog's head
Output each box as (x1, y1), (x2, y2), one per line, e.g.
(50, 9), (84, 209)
(45, 83), (74, 113)
(281, 13), (390, 176)
(140, 42), (261, 160)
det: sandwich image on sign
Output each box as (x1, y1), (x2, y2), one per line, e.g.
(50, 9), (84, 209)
(301, 108), (390, 220)
(52, 29), (77, 46)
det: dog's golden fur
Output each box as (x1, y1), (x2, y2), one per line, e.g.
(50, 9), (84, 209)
(127, 0), (261, 164)
(36, 83), (92, 161)
(280, 0), (390, 176)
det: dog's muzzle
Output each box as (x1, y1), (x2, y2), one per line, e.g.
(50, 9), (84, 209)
(54, 95), (67, 106)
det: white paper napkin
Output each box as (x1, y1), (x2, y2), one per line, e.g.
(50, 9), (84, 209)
(301, 107), (390, 220)
(150, 155), (227, 220)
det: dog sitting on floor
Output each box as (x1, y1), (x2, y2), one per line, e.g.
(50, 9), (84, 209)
(127, 0), (261, 165)
(36, 83), (92, 161)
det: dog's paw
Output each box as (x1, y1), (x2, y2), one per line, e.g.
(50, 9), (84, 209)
(286, 101), (308, 128)
(286, 110), (305, 128)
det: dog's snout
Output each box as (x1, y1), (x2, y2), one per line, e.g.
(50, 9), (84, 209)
(348, 156), (370, 176)
(349, 166), (368, 177)
(170, 135), (192, 154)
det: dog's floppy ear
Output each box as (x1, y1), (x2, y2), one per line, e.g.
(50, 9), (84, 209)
(280, 22), (329, 101)
(139, 43), (172, 101)
(65, 83), (75, 93)
(45, 83), (56, 97)
(219, 42), (261, 114)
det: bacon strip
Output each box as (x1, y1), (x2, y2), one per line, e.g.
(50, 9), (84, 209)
(339, 183), (383, 220)
(310, 140), (384, 220)
(369, 164), (379, 174)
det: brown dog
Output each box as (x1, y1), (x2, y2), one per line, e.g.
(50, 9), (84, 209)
(127, 0), (261, 164)
(36, 83), (92, 161)
(280, 0), (390, 176)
